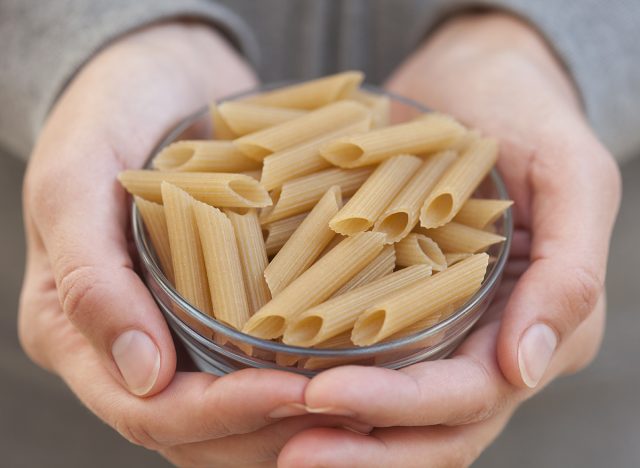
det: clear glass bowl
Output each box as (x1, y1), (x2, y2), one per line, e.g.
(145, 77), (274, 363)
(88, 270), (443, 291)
(131, 85), (513, 376)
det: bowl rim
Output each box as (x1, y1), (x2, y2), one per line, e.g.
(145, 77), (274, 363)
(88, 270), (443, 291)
(131, 83), (513, 359)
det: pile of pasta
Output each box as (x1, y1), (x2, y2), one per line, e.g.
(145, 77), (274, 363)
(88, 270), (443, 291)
(119, 71), (512, 364)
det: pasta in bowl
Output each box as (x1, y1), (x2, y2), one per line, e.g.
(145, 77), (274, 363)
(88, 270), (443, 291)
(125, 72), (513, 375)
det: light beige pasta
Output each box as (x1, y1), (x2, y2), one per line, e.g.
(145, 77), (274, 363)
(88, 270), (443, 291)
(421, 222), (505, 253)
(420, 138), (498, 228)
(348, 89), (390, 128)
(135, 196), (174, 283)
(225, 209), (271, 314)
(242, 232), (386, 339)
(161, 182), (212, 315)
(283, 265), (432, 347)
(193, 201), (251, 329)
(395, 233), (447, 271)
(118, 170), (272, 208)
(275, 352), (300, 367)
(330, 155), (422, 235)
(260, 117), (371, 190)
(210, 100), (236, 140)
(233, 101), (370, 161)
(242, 169), (262, 180)
(243, 71), (364, 109)
(264, 187), (342, 296)
(213, 102), (306, 138)
(444, 252), (473, 266)
(373, 151), (457, 242)
(453, 198), (513, 229)
(262, 212), (308, 256)
(259, 167), (372, 224)
(320, 114), (466, 168)
(351, 253), (488, 345)
(383, 312), (444, 341)
(152, 140), (261, 172)
(318, 233), (346, 258)
(332, 245), (395, 297)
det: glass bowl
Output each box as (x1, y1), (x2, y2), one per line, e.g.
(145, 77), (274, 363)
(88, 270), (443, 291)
(131, 84), (513, 376)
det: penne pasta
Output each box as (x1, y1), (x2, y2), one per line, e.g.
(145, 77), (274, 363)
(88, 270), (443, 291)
(242, 232), (386, 339)
(161, 183), (212, 315)
(420, 222), (505, 253)
(262, 212), (308, 256)
(193, 201), (251, 329)
(373, 150), (457, 242)
(118, 170), (272, 208)
(213, 102), (306, 138)
(259, 167), (372, 224)
(332, 245), (396, 297)
(351, 253), (489, 345)
(348, 89), (390, 128)
(243, 71), (364, 109)
(135, 196), (174, 283)
(283, 265), (433, 347)
(444, 252), (474, 266)
(420, 138), (498, 228)
(242, 169), (262, 180)
(320, 113), (466, 168)
(152, 140), (261, 172)
(225, 209), (271, 314)
(452, 198), (513, 229)
(330, 155), (422, 236)
(264, 187), (342, 296)
(395, 233), (447, 271)
(260, 117), (371, 190)
(210, 100), (236, 140)
(233, 101), (370, 161)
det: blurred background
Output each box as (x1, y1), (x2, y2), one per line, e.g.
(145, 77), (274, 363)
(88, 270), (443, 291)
(1, 147), (639, 466)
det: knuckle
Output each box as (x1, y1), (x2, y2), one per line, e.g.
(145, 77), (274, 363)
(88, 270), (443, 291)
(58, 264), (106, 327)
(563, 265), (603, 326)
(114, 415), (163, 451)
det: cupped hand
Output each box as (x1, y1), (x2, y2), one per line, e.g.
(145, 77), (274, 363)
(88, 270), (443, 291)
(279, 13), (621, 467)
(17, 22), (359, 466)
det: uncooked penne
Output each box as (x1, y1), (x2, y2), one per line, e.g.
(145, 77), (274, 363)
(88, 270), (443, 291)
(242, 232), (386, 339)
(225, 209), (271, 314)
(259, 167), (373, 224)
(263, 212), (308, 256)
(452, 198), (513, 229)
(420, 138), (498, 228)
(161, 183), (212, 315)
(421, 222), (505, 253)
(152, 140), (261, 172)
(260, 117), (371, 190)
(243, 71), (364, 109)
(395, 233), (447, 271)
(330, 155), (422, 236)
(282, 265), (432, 347)
(320, 113), (466, 168)
(373, 151), (456, 242)
(332, 245), (395, 297)
(351, 253), (488, 345)
(135, 196), (174, 283)
(118, 170), (271, 208)
(213, 102), (306, 138)
(193, 201), (251, 329)
(233, 101), (370, 161)
(444, 252), (473, 266)
(264, 187), (342, 296)
(348, 89), (390, 128)
(210, 100), (235, 140)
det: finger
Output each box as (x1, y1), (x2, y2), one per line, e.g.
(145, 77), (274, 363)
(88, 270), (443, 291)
(279, 411), (512, 468)
(162, 414), (372, 467)
(24, 146), (177, 397)
(497, 140), (621, 388)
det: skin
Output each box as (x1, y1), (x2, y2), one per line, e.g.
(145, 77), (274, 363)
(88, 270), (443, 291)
(18, 13), (621, 468)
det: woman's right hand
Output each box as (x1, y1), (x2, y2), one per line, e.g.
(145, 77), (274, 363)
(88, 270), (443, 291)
(18, 22), (368, 466)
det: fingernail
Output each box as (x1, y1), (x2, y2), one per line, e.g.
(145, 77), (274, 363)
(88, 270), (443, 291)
(112, 330), (160, 396)
(305, 406), (356, 417)
(269, 403), (309, 419)
(341, 422), (374, 435)
(518, 323), (557, 388)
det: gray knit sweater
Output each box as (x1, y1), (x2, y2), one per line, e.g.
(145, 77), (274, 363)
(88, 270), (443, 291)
(1, 0), (639, 161)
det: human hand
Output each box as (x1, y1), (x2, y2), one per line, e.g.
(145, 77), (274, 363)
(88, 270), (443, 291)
(278, 13), (621, 467)
(18, 22), (370, 466)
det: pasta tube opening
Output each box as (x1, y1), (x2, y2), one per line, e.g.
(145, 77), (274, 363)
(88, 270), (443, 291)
(235, 142), (271, 161)
(153, 144), (194, 170)
(351, 309), (387, 345)
(421, 193), (453, 227)
(330, 217), (371, 235)
(323, 142), (364, 165)
(286, 316), (324, 345)
(375, 212), (409, 240)
(229, 179), (272, 205)
(245, 315), (286, 339)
